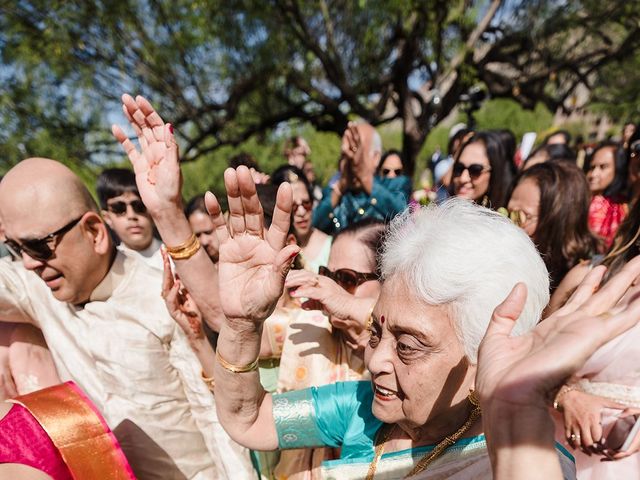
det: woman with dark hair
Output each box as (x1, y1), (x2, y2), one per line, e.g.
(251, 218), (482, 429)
(584, 141), (628, 249)
(523, 143), (577, 170)
(491, 129), (517, 167)
(450, 131), (516, 209)
(377, 149), (405, 178)
(271, 165), (332, 273)
(507, 161), (598, 290)
(545, 196), (640, 480)
(625, 126), (640, 202)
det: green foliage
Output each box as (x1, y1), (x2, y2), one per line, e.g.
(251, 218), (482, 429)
(1, 0), (638, 188)
(473, 99), (554, 142)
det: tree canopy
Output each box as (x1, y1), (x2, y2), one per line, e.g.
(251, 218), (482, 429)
(1, 0), (639, 177)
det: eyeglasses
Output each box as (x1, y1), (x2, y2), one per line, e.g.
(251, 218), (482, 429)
(508, 209), (538, 228)
(382, 168), (403, 176)
(5, 216), (84, 261)
(452, 163), (491, 179)
(293, 199), (313, 212)
(319, 266), (378, 293)
(107, 199), (147, 216)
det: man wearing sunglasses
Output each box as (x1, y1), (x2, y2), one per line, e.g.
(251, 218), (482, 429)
(0, 158), (253, 479)
(97, 168), (161, 266)
(313, 122), (410, 233)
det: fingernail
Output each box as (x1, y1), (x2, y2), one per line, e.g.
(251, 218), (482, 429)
(168, 123), (174, 134)
(289, 251), (299, 261)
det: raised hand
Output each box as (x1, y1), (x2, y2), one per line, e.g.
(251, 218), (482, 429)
(161, 248), (204, 342)
(111, 94), (182, 214)
(341, 122), (365, 184)
(477, 256), (640, 417)
(206, 166), (300, 323)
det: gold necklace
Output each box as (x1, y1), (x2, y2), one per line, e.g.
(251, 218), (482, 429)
(365, 390), (481, 480)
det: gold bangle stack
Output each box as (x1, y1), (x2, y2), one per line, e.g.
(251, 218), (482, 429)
(166, 233), (201, 260)
(201, 371), (215, 392)
(216, 350), (259, 373)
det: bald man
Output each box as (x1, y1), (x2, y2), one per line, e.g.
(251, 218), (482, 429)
(0, 159), (253, 479)
(312, 122), (411, 233)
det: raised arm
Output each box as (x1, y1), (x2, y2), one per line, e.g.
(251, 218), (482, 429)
(208, 166), (299, 450)
(111, 94), (224, 332)
(477, 258), (640, 479)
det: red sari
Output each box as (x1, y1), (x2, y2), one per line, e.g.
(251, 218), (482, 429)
(588, 194), (628, 250)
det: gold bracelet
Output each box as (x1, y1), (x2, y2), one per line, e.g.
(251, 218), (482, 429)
(201, 371), (215, 391)
(553, 384), (577, 411)
(166, 233), (201, 260)
(216, 349), (259, 373)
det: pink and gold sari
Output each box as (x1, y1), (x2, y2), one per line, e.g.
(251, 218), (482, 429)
(0, 382), (135, 479)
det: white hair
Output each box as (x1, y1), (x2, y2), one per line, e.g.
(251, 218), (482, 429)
(380, 198), (549, 364)
(370, 129), (382, 156)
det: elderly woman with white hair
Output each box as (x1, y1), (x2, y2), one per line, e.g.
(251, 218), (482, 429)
(206, 168), (576, 479)
(115, 96), (640, 480)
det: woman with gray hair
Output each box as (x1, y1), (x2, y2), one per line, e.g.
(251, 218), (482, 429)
(207, 168), (578, 479)
(116, 97), (640, 480)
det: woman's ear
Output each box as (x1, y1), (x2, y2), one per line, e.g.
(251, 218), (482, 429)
(82, 212), (112, 255)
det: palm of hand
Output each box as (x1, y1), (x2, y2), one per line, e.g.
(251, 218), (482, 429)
(477, 331), (539, 407)
(135, 141), (182, 212)
(218, 234), (284, 321)
(478, 315), (593, 408)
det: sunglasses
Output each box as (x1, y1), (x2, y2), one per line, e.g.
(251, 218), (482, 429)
(107, 199), (147, 216)
(5, 216), (84, 261)
(452, 163), (491, 179)
(382, 168), (403, 176)
(293, 199), (313, 212)
(319, 266), (378, 293)
(508, 209), (538, 228)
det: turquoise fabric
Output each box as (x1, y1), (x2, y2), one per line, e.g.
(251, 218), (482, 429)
(272, 381), (382, 457)
(313, 176), (411, 233)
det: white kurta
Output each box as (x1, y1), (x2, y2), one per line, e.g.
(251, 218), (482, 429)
(0, 252), (254, 480)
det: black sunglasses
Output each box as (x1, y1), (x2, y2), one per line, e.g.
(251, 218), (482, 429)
(382, 168), (403, 176)
(452, 163), (491, 179)
(293, 199), (313, 212)
(107, 199), (147, 216)
(319, 266), (378, 293)
(5, 216), (84, 261)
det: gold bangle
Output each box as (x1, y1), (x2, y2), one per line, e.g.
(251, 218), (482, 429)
(553, 384), (577, 411)
(166, 233), (201, 260)
(201, 371), (215, 391)
(216, 349), (259, 373)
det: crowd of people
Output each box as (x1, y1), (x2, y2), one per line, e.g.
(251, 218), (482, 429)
(0, 92), (638, 480)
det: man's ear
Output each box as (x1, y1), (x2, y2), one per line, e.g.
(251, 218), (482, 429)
(83, 213), (112, 255)
(101, 210), (114, 229)
(370, 152), (382, 172)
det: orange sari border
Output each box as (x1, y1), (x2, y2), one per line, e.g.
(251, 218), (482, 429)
(9, 381), (136, 480)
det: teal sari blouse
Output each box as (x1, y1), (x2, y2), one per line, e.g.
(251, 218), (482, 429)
(273, 380), (380, 458)
(272, 381), (576, 479)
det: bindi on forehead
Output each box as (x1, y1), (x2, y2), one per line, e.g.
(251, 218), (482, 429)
(380, 315), (385, 324)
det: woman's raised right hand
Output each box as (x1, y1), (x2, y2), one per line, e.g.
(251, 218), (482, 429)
(206, 167), (300, 323)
